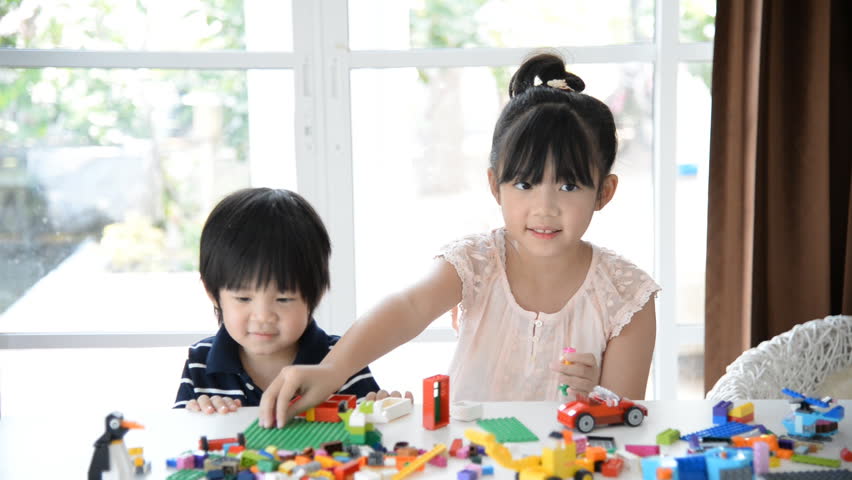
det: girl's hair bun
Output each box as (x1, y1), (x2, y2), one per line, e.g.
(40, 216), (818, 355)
(509, 52), (586, 98)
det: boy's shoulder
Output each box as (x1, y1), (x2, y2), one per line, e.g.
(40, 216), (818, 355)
(293, 319), (339, 365)
(186, 335), (217, 362)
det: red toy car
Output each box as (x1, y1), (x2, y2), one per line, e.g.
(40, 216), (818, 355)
(557, 386), (647, 433)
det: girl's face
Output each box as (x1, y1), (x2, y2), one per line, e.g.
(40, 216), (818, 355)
(489, 162), (617, 259)
(209, 282), (309, 359)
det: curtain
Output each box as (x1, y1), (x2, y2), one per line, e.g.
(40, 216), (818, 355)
(705, 0), (852, 392)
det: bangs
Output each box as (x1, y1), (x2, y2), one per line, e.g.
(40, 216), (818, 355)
(200, 188), (330, 313)
(214, 217), (302, 294)
(496, 104), (599, 188)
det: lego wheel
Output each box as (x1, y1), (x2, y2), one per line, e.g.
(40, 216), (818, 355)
(576, 413), (595, 433)
(574, 469), (594, 480)
(625, 407), (645, 427)
(237, 432), (246, 446)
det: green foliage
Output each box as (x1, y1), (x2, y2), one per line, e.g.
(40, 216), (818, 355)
(0, 0), (248, 272)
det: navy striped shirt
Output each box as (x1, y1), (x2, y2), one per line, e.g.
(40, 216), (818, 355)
(174, 319), (380, 408)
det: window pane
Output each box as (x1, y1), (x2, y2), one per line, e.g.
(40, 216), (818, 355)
(0, 0), (292, 51)
(678, 343), (704, 399)
(675, 62), (710, 325)
(0, 68), (295, 333)
(349, 0), (654, 50)
(680, 0), (715, 42)
(351, 64), (654, 326)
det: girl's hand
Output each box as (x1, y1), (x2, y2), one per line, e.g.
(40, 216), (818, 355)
(258, 364), (346, 429)
(550, 351), (600, 397)
(363, 390), (415, 402)
(187, 395), (242, 414)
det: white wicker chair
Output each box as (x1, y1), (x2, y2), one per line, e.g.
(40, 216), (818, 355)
(706, 315), (852, 400)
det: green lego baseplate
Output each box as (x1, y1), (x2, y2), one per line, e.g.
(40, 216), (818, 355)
(243, 418), (350, 450)
(476, 417), (539, 443)
(166, 470), (206, 480)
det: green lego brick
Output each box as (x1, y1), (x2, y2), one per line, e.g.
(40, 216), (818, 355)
(656, 428), (681, 445)
(166, 470), (206, 480)
(476, 417), (539, 443)
(257, 458), (280, 472)
(790, 454), (842, 468)
(244, 418), (350, 450)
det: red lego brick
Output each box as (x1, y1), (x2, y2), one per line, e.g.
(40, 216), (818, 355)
(423, 375), (450, 430)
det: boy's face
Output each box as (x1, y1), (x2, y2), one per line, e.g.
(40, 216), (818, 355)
(211, 282), (310, 359)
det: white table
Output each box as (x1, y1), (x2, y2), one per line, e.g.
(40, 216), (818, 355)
(1, 400), (850, 478)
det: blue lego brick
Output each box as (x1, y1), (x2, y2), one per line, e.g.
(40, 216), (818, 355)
(713, 415), (729, 425)
(676, 455), (708, 480)
(680, 422), (761, 441)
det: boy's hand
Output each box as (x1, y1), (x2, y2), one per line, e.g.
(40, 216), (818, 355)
(549, 351), (600, 397)
(259, 364), (345, 429)
(187, 395), (242, 414)
(363, 390), (415, 402)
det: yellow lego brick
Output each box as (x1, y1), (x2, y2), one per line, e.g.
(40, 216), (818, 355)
(391, 443), (446, 480)
(310, 470), (335, 478)
(314, 455), (341, 468)
(264, 446), (278, 459)
(278, 460), (298, 473)
(729, 402), (754, 418)
(769, 456), (781, 468)
(305, 407), (316, 422)
(127, 447), (144, 456)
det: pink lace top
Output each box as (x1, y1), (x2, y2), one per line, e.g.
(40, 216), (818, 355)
(437, 228), (660, 402)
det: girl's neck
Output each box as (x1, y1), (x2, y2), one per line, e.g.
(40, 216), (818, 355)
(239, 345), (298, 391)
(504, 236), (592, 285)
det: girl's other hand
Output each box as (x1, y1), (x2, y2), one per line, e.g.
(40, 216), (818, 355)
(187, 395), (242, 414)
(363, 390), (415, 402)
(550, 352), (600, 397)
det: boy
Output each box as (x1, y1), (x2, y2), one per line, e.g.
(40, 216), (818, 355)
(174, 188), (381, 413)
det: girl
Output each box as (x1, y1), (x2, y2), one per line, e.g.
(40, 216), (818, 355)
(258, 53), (660, 428)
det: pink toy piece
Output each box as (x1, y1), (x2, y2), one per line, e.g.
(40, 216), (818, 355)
(624, 444), (660, 457)
(428, 455), (448, 467)
(465, 464), (483, 475)
(753, 442), (769, 474)
(176, 454), (195, 469)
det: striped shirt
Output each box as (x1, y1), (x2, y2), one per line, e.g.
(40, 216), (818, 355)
(174, 319), (380, 408)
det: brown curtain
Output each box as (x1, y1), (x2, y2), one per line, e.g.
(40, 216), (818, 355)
(705, 0), (852, 393)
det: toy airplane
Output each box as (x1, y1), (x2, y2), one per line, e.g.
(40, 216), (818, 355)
(781, 388), (844, 438)
(88, 412), (144, 480)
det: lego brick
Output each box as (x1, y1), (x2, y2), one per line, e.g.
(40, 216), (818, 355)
(656, 428), (681, 445)
(423, 375), (450, 430)
(451, 400), (484, 422)
(476, 417), (539, 443)
(842, 447), (852, 462)
(728, 402), (754, 418)
(392, 444), (446, 480)
(713, 401), (733, 417)
(758, 471), (852, 479)
(166, 471), (207, 480)
(680, 421), (761, 440)
(674, 455), (707, 480)
(790, 454), (842, 468)
(625, 444), (660, 457)
(244, 418), (349, 451)
(587, 435), (617, 451)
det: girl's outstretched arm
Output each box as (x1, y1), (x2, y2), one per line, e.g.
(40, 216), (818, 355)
(258, 259), (462, 428)
(598, 298), (657, 400)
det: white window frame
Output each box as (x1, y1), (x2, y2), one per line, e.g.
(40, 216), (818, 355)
(0, 0), (711, 400)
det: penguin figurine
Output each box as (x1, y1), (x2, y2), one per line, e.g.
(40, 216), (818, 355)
(88, 412), (144, 480)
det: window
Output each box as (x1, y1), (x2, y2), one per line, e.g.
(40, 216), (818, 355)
(0, 0), (714, 413)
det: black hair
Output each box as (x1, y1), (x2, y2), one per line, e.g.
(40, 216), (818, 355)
(490, 52), (618, 190)
(199, 188), (331, 323)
